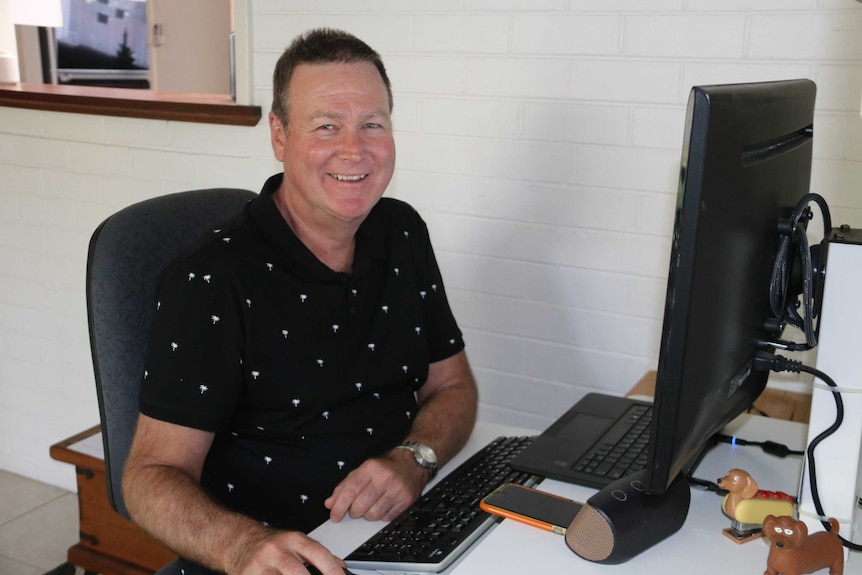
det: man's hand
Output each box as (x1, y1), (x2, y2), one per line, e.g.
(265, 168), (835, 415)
(228, 530), (347, 575)
(324, 448), (427, 522)
(324, 351), (478, 524)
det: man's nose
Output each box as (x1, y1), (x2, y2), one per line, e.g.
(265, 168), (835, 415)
(338, 129), (365, 160)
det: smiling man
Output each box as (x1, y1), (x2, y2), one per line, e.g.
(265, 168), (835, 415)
(122, 29), (478, 575)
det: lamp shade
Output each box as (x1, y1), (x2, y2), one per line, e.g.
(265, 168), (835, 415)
(0, 50), (20, 84)
(11, 0), (63, 28)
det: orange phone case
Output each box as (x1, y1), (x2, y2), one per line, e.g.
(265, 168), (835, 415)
(480, 484), (578, 535)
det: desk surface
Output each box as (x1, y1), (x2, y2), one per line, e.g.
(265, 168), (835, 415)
(310, 415), (862, 575)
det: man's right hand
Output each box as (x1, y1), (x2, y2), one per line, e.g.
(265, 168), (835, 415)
(228, 529), (347, 575)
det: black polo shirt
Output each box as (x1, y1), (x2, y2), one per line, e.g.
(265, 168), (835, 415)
(139, 173), (464, 531)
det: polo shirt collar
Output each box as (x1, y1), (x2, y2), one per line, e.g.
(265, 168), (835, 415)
(249, 173), (386, 282)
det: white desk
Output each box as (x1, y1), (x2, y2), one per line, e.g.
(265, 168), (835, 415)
(310, 416), (862, 575)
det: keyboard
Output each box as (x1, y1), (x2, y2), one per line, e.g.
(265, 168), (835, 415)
(344, 435), (537, 573)
(573, 403), (652, 482)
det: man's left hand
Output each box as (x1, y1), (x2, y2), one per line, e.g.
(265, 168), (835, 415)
(324, 449), (427, 522)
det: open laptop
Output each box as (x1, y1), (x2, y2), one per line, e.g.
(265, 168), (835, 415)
(508, 392), (654, 488)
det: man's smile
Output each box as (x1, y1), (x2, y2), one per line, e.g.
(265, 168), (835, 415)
(329, 173), (369, 182)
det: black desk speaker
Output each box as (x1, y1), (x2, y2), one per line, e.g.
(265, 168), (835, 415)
(565, 470), (690, 564)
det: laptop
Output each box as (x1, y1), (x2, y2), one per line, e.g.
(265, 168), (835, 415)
(508, 392), (653, 488)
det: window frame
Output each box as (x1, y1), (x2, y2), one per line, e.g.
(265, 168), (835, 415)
(0, 82), (261, 126)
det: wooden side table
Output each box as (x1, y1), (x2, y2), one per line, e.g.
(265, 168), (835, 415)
(49, 425), (177, 575)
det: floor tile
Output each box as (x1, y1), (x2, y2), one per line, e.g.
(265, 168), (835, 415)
(0, 471), (69, 526)
(0, 492), (79, 571)
(0, 552), (46, 575)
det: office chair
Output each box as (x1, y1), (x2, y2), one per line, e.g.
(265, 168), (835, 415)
(86, 187), (257, 573)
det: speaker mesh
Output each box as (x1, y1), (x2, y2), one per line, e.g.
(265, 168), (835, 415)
(565, 505), (614, 562)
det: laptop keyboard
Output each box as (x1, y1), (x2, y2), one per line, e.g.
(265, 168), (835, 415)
(344, 435), (536, 573)
(573, 404), (652, 481)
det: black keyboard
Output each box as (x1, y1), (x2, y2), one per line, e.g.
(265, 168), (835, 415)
(344, 435), (536, 573)
(573, 404), (652, 481)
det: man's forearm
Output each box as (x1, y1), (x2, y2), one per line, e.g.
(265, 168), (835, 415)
(409, 352), (479, 467)
(123, 463), (271, 573)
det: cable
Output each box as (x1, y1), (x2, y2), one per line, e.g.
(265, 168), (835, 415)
(687, 475), (726, 494)
(689, 432), (804, 495)
(714, 434), (804, 458)
(768, 193), (831, 351)
(754, 352), (862, 552)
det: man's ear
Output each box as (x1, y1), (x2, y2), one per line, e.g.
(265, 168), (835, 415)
(269, 112), (287, 161)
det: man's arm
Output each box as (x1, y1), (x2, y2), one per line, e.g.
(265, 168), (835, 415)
(123, 414), (346, 575)
(324, 350), (478, 522)
(407, 349), (479, 465)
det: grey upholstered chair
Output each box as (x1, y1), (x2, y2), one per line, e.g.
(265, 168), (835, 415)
(86, 187), (257, 573)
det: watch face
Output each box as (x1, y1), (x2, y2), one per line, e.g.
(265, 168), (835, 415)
(417, 444), (437, 464)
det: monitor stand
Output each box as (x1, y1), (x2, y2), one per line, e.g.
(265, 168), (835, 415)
(564, 468), (691, 564)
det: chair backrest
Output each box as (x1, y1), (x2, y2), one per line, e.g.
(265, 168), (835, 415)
(86, 187), (258, 518)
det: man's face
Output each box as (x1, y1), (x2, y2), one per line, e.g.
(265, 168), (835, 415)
(269, 61), (395, 229)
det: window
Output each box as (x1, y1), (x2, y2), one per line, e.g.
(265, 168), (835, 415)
(0, 0), (259, 126)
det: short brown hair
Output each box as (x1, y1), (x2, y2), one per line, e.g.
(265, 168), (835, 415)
(271, 28), (393, 125)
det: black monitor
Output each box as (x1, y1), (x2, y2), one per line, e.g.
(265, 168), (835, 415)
(645, 78), (816, 495)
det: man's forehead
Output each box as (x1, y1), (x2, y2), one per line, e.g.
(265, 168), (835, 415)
(288, 62), (390, 117)
(291, 61), (384, 88)
(308, 109), (389, 120)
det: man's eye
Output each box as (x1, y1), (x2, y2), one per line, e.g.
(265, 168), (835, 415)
(318, 124), (335, 131)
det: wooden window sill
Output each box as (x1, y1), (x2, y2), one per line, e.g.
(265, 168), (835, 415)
(0, 83), (261, 126)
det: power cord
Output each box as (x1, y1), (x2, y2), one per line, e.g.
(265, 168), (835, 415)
(768, 193), (831, 351)
(713, 434), (804, 458)
(753, 350), (862, 552)
(687, 475), (726, 494)
(688, 433), (803, 496)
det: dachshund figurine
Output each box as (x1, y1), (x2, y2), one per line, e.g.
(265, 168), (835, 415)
(716, 468), (794, 543)
(763, 514), (843, 575)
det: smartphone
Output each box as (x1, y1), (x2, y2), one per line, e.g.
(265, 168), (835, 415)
(480, 483), (582, 535)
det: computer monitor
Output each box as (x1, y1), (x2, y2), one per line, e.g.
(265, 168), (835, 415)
(645, 78), (817, 495)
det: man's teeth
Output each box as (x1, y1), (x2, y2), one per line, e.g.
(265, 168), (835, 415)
(331, 174), (367, 181)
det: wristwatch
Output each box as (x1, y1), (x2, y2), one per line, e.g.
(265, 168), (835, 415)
(396, 441), (438, 479)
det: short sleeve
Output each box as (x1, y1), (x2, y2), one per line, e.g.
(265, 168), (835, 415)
(411, 213), (465, 363)
(139, 258), (244, 432)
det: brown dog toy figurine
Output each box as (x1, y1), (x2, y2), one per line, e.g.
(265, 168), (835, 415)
(716, 468), (794, 543)
(763, 514), (843, 575)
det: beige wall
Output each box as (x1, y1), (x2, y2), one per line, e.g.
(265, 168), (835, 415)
(147, 0), (232, 94)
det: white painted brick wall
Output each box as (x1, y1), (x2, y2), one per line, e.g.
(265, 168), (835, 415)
(1, 1), (861, 489)
(513, 14), (622, 55)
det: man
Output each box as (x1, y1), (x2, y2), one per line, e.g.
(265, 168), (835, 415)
(122, 29), (478, 575)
